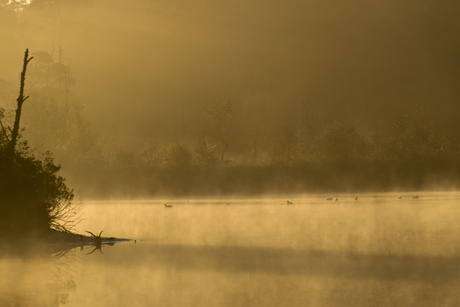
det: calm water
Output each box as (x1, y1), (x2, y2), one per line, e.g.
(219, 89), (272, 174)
(2, 192), (460, 306)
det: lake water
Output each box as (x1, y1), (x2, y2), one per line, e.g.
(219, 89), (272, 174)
(2, 192), (460, 306)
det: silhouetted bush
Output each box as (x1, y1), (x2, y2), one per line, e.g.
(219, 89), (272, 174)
(0, 49), (77, 238)
(0, 144), (75, 237)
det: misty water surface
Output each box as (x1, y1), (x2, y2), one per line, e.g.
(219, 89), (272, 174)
(2, 192), (460, 306)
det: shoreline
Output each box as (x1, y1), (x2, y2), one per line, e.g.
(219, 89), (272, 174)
(41, 229), (133, 246)
(0, 229), (134, 253)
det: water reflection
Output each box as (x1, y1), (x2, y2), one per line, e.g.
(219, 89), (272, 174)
(70, 243), (460, 307)
(106, 244), (460, 283)
(4, 194), (460, 306)
(0, 245), (80, 306)
(83, 239), (115, 255)
(3, 242), (460, 306)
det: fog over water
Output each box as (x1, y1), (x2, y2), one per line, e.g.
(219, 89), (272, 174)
(2, 2), (460, 305)
(3, 194), (460, 306)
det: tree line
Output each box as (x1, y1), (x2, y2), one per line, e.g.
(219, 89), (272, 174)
(56, 99), (460, 199)
(2, 48), (460, 199)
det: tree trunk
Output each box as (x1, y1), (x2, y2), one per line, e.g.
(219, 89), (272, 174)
(6, 49), (33, 163)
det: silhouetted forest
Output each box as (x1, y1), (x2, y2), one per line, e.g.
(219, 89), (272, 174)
(8, 72), (458, 198)
(60, 101), (460, 198)
(2, 1), (460, 199)
(5, 49), (460, 198)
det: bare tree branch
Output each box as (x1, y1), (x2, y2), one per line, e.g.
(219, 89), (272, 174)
(7, 49), (33, 162)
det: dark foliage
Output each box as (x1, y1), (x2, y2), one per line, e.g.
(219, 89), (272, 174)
(0, 141), (75, 237)
(0, 49), (76, 238)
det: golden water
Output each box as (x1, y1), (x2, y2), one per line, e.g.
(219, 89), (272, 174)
(2, 192), (460, 306)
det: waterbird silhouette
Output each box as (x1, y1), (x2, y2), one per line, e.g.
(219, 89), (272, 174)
(413, 196), (419, 199)
(355, 197), (358, 200)
(165, 204), (173, 208)
(287, 200), (293, 204)
(399, 196), (402, 199)
(326, 198), (333, 201)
